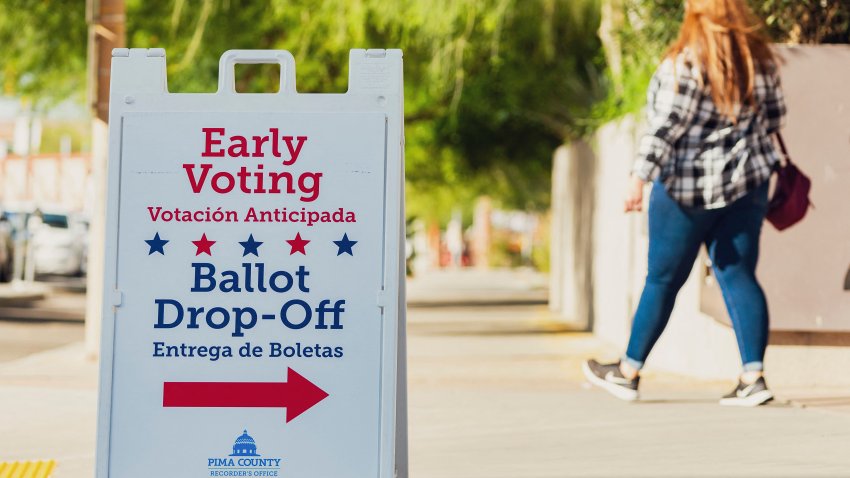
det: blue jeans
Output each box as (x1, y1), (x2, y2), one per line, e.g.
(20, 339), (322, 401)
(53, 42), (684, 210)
(623, 180), (770, 373)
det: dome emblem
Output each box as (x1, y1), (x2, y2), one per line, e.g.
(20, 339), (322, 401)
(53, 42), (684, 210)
(230, 430), (259, 456)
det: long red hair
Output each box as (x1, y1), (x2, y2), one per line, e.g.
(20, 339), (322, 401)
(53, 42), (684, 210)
(667, 0), (777, 120)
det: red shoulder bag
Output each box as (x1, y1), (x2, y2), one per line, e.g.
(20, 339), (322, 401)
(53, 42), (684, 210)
(766, 133), (812, 231)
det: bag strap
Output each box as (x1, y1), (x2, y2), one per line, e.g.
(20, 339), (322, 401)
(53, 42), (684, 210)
(774, 132), (794, 165)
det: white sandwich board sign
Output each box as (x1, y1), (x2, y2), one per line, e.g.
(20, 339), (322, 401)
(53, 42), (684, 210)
(95, 48), (407, 478)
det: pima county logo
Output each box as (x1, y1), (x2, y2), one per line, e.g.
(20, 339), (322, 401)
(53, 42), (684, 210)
(208, 429), (282, 476)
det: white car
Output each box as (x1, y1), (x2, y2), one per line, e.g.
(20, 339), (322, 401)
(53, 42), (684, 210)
(30, 212), (88, 276)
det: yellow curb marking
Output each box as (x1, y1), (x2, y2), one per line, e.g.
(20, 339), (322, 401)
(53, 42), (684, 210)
(0, 460), (56, 478)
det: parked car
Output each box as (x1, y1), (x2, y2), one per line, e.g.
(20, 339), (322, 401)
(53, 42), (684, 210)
(30, 212), (88, 277)
(0, 212), (13, 282)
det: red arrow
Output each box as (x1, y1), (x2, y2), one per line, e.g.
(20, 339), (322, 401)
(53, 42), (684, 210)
(162, 367), (329, 423)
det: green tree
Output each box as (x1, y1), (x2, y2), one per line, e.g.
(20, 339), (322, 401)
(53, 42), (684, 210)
(597, 0), (850, 121)
(758, 0), (850, 43)
(125, 0), (606, 219)
(0, 0), (605, 218)
(429, 1), (605, 212)
(0, 0), (88, 105)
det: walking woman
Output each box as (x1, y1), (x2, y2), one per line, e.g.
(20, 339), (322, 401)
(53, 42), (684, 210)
(583, 0), (786, 407)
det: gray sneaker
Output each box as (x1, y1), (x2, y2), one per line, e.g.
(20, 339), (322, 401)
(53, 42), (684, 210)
(719, 377), (774, 407)
(582, 359), (639, 401)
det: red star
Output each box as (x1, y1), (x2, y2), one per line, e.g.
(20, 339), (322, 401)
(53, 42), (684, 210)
(286, 232), (310, 255)
(192, 233), (216, 256)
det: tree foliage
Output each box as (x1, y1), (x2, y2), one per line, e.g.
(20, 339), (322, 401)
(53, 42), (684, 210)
(2, 0), (847, 220)
(598, 0), (850, 121)
(758, 0), (850, 44)
(0, 0), (88, 107)
(125, 0), (606, 218)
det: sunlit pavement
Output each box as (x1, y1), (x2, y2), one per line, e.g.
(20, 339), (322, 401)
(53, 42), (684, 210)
(406, 305), (850, 477)
(0, 277), (86, 321)
(407, 269), (850, 478)
(2, 268), (850, 477)
(0, 345), (96, 478)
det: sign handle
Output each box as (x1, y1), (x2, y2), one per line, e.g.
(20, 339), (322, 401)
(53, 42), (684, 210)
(217, 49), (297, 95)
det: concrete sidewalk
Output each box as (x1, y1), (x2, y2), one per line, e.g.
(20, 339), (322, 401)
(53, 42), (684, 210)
(2, 269), (850, 477)
(406, 267), (549, 308)
(407, 305), (850, 477)
(0, 342), (98, 477)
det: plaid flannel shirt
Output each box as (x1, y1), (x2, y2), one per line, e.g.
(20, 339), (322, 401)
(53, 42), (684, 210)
(632, 53), (787, 209)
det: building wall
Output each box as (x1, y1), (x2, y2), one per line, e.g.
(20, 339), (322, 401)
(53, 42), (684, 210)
(0, 155), (92, 212)
(703, 45), (850, 332)
(590, 118), (641, 347)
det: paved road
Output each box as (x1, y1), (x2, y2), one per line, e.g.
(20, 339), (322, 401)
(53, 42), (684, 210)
(0, 277), (92, 476)
(0, 278), (86, 363)
(0, 276), (86, 322)
(0, 320), (83, 364)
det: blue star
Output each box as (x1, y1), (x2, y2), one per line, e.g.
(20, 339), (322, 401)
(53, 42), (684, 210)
(333, 233), (357, 256)
(145, 232), (169, 255)
(239, 234), (263, 257)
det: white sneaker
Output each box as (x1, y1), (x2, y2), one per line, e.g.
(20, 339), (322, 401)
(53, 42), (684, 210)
(719, 377), (774, 407)
(582, 359), (640, 402)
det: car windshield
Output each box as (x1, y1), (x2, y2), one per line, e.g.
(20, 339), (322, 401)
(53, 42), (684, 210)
(41, 214), (69, 229)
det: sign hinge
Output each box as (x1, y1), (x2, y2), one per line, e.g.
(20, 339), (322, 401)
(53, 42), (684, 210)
(112, 290), (124, 308)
